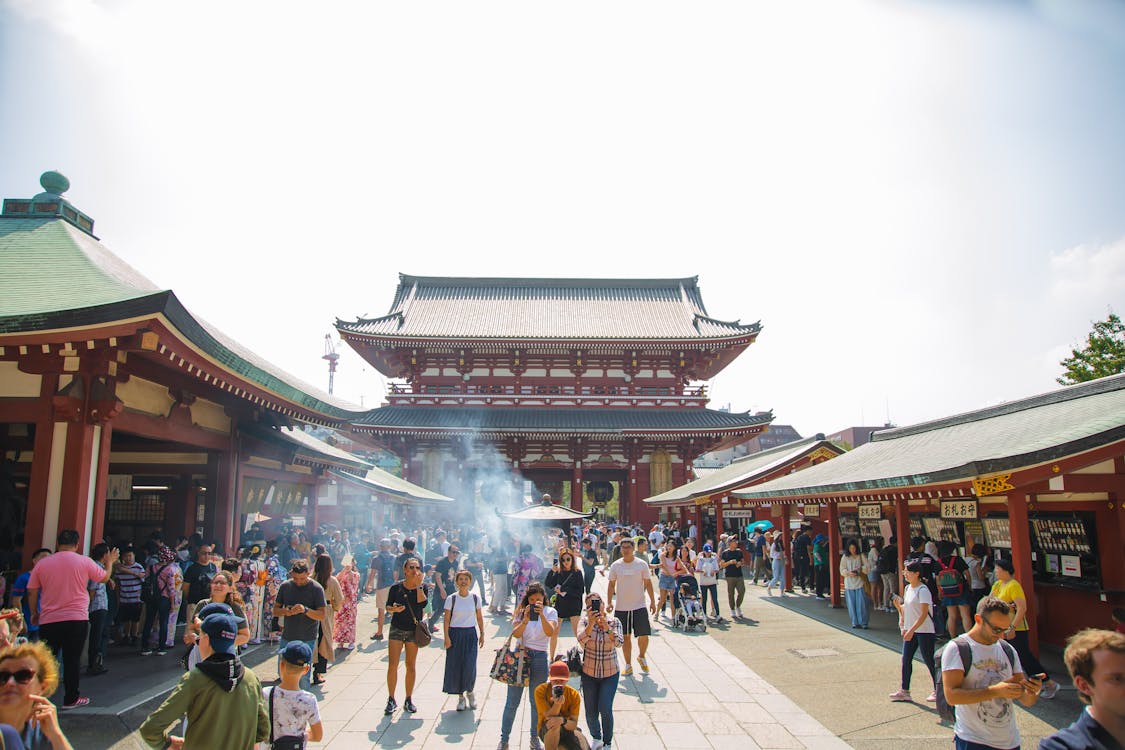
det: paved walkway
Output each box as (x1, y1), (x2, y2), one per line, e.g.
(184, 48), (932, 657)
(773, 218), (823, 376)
(65, 577), (851, 749)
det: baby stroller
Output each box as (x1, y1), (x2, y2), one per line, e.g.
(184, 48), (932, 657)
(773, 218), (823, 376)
(672, 575), (707, 632)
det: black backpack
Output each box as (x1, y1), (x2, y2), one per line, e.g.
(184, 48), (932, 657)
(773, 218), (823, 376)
(876, 547), (897, 575)
(141, 563), (171, 605)
(935, 636), (1017, 722)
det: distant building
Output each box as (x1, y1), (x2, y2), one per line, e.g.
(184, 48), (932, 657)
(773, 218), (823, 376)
(695, 424), (802, 467)
(826, 425), (892, 450)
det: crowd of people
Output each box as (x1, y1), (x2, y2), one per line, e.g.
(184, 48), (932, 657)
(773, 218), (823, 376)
(0, 515), (1122, 750)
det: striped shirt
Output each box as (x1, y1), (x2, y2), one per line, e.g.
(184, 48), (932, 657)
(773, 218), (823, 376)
(115, 562), (145, 603)
(577, 615), (623, 679)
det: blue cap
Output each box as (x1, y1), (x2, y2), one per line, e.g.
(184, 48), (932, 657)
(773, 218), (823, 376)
(195, 601), (235, 620)
(281, 641), (313, 666)
(702, 544), (713, 552)
(200, 612), (241, 654)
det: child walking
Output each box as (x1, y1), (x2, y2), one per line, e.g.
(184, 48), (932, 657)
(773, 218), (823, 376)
(264, 642), (324, 747)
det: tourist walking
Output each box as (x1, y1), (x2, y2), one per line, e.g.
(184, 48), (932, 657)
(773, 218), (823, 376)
(499, 581), (558, 750)
(371, 539), (397, 641)
(990, 559), (1061, 698)
(27, 529), (118, 709)
(183, 570), (249, 670)
(867, 538), (884, 612)
(335, 556), (360, 650)
(720, 537), (746, 617)
(765, 533), (787, 597)
(272, 559), (327, 692)
(489, 540), (512, 615)
(605, 538), (656, 676)
(261, 541), (284, 642)
(384, 558), (428, 715)
(312, 554), (343, 685)
(695, 544), (720, 621)
(139, 609), (269, 749)
(545, 551), (584, 642)
(577, 593), (623, 750)
(840, 539), (869, 628)
(889, 560), (937, 702)
(940, 596), (1042, 750)
(656, 541), (686, 620)
(876, 536), (899, 611)
(442, 570), (485, 711)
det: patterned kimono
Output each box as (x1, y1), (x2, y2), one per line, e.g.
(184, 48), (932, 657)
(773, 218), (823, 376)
(511, 552), (544, 604)
(262, 553), (283, 640)
(334, 567), (360, 647)
(163, 564), (183, 648)
(237, 557), (262, 643)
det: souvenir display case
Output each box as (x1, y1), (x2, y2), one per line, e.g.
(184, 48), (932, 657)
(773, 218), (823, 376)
(981, 517), (1012, 549)
(1030, 512), (1100, 590)
(837, 514), (860, 540)
(922, 517), (962, 545)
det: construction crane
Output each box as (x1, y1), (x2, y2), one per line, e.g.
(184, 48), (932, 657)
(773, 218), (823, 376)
(323, 334), (340, 395)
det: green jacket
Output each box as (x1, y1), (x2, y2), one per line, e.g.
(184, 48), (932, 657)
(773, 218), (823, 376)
(139, 660), (269, 749)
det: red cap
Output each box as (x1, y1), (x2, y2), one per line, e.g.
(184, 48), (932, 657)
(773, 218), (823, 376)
(549, 661), (570, 680)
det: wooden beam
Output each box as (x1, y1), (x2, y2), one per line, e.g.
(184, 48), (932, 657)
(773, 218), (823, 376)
(114, 409), (230, 451)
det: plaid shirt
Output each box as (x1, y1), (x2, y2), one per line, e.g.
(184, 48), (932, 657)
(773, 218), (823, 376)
(577, 615), (623, 678)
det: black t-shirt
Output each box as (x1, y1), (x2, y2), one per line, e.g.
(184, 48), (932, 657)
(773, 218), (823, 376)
(721, 549), (744, 577)
(275, 579), (327, 642)
(434, 557), (460, 596)
(792, 534), (812, 559)
(905, 550), (939, 596)
(183, 562), (217, 603)
(387, 582), (427, 631)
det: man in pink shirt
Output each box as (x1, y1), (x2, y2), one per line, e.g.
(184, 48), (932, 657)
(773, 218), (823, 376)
(28, 529), (118, 709)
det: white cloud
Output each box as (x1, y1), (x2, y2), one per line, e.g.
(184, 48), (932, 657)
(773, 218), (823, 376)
(1048, 237), (1125, 311)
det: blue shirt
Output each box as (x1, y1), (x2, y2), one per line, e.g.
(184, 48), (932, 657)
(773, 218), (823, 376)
(1038, 708), (1122, 750)
(88, 562), (108, 612)
(12, 571), (38, 633)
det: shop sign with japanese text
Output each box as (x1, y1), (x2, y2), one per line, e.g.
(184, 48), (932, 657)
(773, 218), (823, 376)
(858, 503), (882, 520)
(941, 498), (979, 520)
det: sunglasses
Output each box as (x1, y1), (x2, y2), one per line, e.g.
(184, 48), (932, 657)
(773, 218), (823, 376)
(0, 669), (36, 685)
(980, 617), (1010, 636)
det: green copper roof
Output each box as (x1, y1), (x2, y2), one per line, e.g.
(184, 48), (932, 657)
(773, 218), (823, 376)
(0, 177), (366, 422)
(0, 218), (164, 316)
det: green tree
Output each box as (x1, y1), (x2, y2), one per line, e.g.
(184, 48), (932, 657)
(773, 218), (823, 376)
(1057, 311), (1125, 385)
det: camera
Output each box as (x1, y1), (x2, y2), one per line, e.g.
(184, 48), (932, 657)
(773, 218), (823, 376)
(552, 685), (564, 699)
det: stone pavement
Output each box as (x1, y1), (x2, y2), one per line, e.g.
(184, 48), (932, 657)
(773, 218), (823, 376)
(64, 577), (851, 750)
(707, 582), (1078, 750)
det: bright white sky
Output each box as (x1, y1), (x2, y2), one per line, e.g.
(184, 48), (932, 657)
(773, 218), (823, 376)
(2, 0), (1124, 437)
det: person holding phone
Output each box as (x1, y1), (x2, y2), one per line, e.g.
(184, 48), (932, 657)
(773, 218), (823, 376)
(499, 582), (558, 750)
(577, 594), (623, 750)
(533, 660), (587, 750)
(889, 560), (937, 702)
(384, 558), (429, 716)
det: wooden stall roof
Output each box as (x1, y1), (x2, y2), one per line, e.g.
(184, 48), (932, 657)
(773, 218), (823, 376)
(643, 435), (843, 507)
(329, 467), (454, 504)
(732, 373), (1125, 502)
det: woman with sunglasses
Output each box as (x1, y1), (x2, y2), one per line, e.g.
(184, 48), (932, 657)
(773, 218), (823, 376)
(384, 558), (429, 716)
(182, 570), (250, 670)
(544, 552), (584, 658)
(0, 642), (74, 749)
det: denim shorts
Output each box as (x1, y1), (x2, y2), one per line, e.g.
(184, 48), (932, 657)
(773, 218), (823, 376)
(658, 574), (676, 591)
(941, 594), (971, 607)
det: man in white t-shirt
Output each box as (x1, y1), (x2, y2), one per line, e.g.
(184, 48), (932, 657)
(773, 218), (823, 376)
(648, 525), (665, 550)
(941, 595), (1042, 750)
(606, 538), (656, 676)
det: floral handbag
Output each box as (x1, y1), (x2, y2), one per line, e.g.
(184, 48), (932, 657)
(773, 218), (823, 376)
(490, 633), (530, 686)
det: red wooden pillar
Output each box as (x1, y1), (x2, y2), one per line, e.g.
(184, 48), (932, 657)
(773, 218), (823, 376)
(24, 375), (59, 565)
(212, 429), (238, 556)
(828, 501), (842, 608)
(715, 499), (724, 537)
(626, 463), (637, 524)
(781, 504), (793, 591)
(571, 463), (583, 511)
(895, 497), (909, 597)
(694, 504), (703, 542)
(1009, 493), (1038, 651)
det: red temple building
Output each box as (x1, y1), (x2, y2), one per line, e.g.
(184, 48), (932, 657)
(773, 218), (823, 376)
(336, 275), (773, 526)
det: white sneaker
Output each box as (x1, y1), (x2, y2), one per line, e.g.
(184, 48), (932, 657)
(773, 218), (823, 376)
(591, 741), (604, 750)
(457, 694), (467, 711)
(467, 691), (477, 709)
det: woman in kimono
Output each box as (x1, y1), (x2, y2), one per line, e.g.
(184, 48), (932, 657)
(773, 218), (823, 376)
(261, 540), (285, 642)
(334, 556), (360, 650)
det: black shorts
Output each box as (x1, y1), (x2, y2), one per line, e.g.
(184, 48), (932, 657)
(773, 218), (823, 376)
(614, 607), (651, 637)
(117, 603), (142, 622)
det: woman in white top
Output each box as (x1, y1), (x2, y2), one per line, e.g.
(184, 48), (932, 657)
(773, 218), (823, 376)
(765, 534), (787, 596)
(695, 544), (721, 621)
(443, 570), (486, 712)
(889, 559), (937, 702)
(499, 582), (558, 750)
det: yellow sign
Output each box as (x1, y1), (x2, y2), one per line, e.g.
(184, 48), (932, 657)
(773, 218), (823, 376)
(972, 474), (1014, 496)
